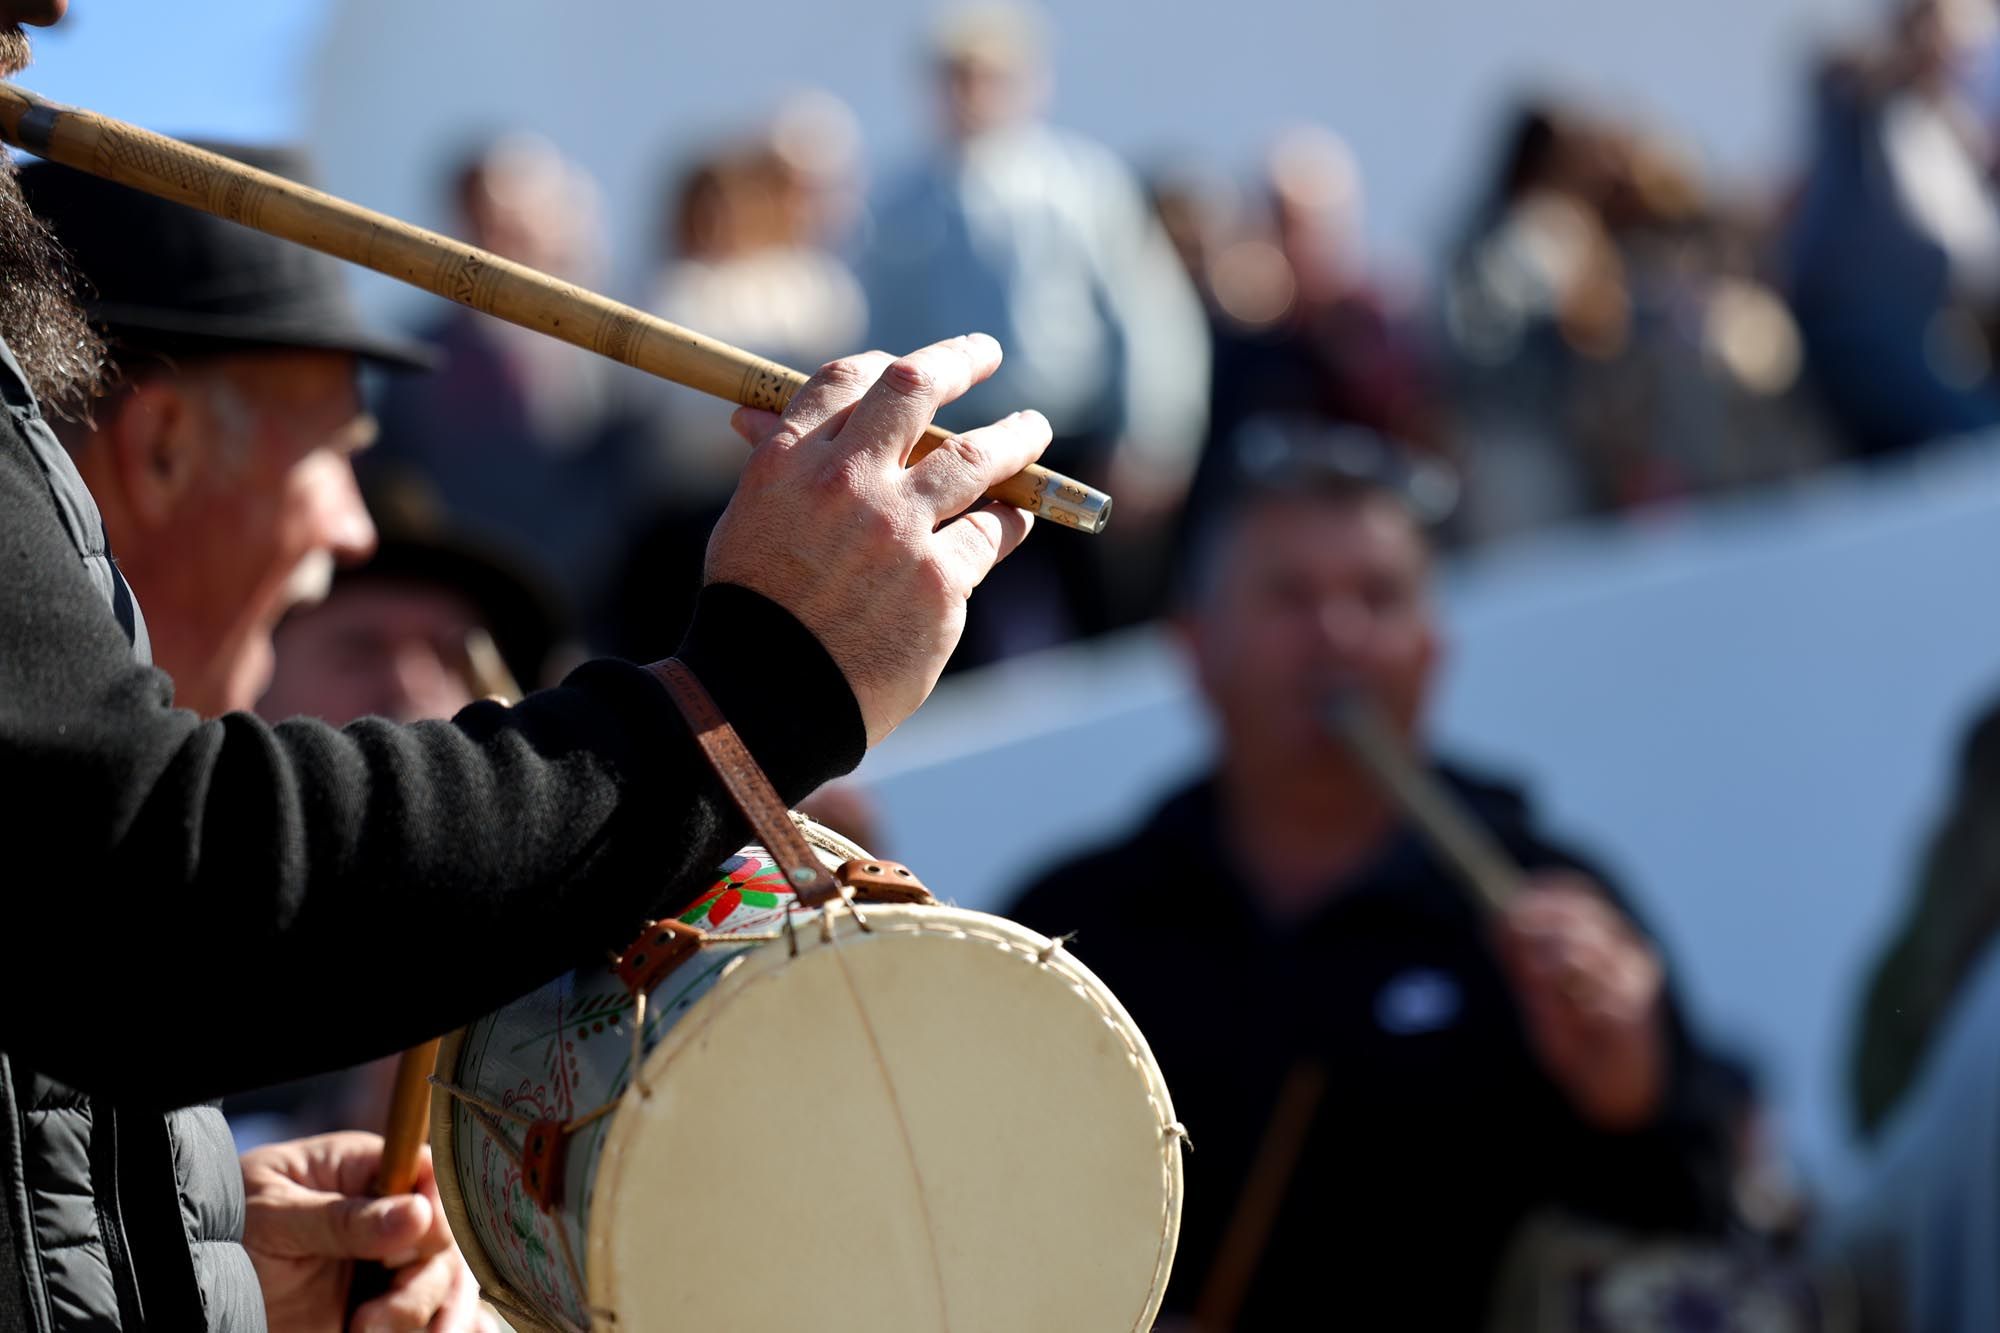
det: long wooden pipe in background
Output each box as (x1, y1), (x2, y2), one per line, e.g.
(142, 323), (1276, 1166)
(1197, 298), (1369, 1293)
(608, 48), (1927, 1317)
(1323, 691), (1523, 915)
(0, 84), (1112, 534)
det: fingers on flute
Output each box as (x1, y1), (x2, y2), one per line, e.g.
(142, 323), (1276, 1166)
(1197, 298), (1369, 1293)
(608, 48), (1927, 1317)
(909, 409), (1053, 521)
(734, 350), (899, 453)
(936, 501), (1036, 595)
(729, 406), (782, 446)
(835, 334), (1002, 466)
(788, 349), (901, 441)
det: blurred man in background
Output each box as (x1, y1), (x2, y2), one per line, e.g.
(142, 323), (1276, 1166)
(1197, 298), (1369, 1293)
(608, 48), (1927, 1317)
(369, 132), (647, 611)
(641, 100), (868, 521)
(1186, 127), (1439, 546)
(604, 103), (871, 663)
(859, 0), (1210, 662)
(1213, 129), (1434, 444)
(1008, 420), (1734, 1329)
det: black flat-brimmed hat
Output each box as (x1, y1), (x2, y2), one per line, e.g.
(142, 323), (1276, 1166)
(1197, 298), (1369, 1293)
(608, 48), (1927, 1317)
(18, 142), (436, 371)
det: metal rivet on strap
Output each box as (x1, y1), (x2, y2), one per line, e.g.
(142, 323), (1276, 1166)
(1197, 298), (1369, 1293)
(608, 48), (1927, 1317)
(789, 866), (819, 887)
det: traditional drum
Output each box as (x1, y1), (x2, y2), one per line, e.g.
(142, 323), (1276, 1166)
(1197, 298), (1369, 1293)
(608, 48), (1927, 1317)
(430, 809), (1185, 1332)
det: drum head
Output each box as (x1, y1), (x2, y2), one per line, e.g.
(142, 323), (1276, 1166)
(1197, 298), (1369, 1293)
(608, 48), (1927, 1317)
(587, 904), (1181, 1331)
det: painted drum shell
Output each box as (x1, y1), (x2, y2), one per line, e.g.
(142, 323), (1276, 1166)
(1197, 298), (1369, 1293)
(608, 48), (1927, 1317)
(433, 819), (1182, 1333)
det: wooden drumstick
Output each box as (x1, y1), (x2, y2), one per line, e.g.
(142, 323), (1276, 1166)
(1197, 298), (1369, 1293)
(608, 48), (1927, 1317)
(343, 1037), (443, 1316)
(372, 1038), (443, 1197)
(0, 84), (1111, 534)
(1323, 691), (1524, 915)
(1192, 1058), (1328, 1333)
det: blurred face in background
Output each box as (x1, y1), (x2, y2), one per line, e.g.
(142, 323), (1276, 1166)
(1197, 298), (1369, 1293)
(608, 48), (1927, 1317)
(85, 350), (378, 716)
(940, 53), (1027, 140)
(1898, 0), (1996, 90)
(258, 580), (481, 725)
(1184, 489), (1441, 782)
(1266, 125), (1363, 298)
(458, 134), (604, 282)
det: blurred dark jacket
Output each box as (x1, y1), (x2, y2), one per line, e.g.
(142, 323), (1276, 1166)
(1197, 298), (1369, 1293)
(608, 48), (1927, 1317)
(1008, 766), (1735, 1331)
(1852, 691), (2000, 1136)
(1783, 64), (2000, 455)
(367, 308), (649, 615)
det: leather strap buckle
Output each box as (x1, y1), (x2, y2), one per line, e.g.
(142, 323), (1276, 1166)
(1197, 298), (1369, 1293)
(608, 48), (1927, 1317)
(645, 657), (841, 908)
(613, 918), (706, 995)
(521, 1119), (567, 1211)
(836, 858), (935, 904)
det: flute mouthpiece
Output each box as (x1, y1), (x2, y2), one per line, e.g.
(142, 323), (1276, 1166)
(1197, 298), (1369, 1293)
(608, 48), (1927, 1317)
(1036, 474), (1112, 534)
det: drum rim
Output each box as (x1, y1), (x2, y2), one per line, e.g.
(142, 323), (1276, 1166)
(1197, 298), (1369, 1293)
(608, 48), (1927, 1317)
(583, 901), (1185, 1332)
(431, 1022), (572, 1333)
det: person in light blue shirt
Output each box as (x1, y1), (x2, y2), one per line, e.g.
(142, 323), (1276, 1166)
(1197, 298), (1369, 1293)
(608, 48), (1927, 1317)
(859, 1), (1210, 663)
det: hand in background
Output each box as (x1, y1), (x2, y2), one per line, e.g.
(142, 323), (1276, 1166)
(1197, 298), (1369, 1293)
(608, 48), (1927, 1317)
(1496, 874), (1668, 1131)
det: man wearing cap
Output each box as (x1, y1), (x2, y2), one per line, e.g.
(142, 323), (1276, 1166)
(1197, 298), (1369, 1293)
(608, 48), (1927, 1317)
(1007, 420), (1735, 1329)
(16, 146), (512, 1333)
(21, 145), (439, 720)
(0, 6), (1054, 1333)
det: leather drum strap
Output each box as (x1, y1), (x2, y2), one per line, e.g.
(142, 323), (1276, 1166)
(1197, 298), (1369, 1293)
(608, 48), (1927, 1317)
(646, 657), (841, 908)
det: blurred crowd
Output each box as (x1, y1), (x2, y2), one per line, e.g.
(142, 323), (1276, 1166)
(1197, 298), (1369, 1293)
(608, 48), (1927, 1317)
(87, 0), (2000, 1328)
(353, 0), (2000, 680)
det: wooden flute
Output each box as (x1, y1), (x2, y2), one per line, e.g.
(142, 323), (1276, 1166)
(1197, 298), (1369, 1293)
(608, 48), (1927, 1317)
(0, 84), (1111, 534)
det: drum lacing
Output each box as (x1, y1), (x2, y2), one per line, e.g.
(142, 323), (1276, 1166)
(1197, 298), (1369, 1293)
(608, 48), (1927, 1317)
(427, 1077), (621, 1139)
(427, 1080), (594, 1325)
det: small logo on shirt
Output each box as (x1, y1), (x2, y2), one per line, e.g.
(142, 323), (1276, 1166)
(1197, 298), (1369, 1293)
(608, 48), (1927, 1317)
(1374, 968), (1462, 1035)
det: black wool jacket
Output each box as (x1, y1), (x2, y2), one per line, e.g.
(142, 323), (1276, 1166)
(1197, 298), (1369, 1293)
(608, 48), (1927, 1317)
(1009, 772), (1738, 1332)
(0, 336), (865, 1331)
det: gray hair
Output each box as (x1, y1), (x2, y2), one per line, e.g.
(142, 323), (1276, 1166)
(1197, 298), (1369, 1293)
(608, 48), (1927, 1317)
(1176, 416), (1457, 610)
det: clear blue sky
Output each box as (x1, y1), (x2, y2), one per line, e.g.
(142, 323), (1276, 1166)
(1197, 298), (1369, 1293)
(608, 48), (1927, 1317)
(20, 0), (326, 141)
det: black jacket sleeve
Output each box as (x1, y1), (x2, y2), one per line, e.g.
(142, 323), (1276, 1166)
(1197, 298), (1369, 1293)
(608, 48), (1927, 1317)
(0, 435), (865, 1108)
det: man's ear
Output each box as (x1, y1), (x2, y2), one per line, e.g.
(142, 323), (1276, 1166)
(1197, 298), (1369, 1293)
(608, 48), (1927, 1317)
(107, 378), (202, 529)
